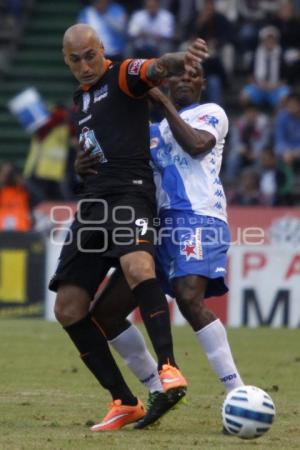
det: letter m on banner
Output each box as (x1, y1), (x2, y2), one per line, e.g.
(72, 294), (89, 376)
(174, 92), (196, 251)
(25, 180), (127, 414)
(242, 289), (290, 326)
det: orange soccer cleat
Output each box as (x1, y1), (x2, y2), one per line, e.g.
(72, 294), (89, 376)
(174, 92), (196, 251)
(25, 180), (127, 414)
(159, 364), (188, 392)
(90, 399), (145, 432)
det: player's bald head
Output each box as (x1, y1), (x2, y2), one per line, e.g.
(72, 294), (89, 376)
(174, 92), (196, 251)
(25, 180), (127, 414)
(63, 24), (103, 52)
(63, 24), (106, 85)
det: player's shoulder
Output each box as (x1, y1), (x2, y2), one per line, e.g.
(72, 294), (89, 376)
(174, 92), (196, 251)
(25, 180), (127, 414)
(193, 103), (228, 130)
(194, 102), (228, 119)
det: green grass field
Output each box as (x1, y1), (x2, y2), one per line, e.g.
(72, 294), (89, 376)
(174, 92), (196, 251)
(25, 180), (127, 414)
(0, 320), (299, 450)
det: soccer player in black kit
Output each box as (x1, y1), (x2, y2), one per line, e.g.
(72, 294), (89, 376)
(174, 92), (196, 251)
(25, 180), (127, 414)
(49, 24), (208, 430)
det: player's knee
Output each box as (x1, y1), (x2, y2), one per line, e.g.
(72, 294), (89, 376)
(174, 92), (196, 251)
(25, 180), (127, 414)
(176, 282), (201, 305)
(174, 276), (206, 305)
(54, 285), (90, 326)
(123, 255), (155, 287)
(54, 295), (71, 325)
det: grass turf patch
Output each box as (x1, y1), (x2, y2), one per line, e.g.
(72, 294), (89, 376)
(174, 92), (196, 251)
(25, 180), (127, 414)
(0, 320), (299, 449)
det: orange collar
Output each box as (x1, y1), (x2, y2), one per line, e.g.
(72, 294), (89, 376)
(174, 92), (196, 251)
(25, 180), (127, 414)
(80, 59), (112, 91)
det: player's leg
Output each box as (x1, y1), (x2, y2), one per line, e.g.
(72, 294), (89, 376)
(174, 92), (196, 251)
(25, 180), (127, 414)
(91, 269), (163, 393)
(120, 251), (187, 388)
(91, 268), (186, 429)
(159, 212), (244, 393)
(173, 274), (244, 393)
(112, 198), (187, 391)
(49, 225), (145, 430)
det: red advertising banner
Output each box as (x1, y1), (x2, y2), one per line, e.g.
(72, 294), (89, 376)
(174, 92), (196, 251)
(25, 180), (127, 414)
(42, 203), (300, 327)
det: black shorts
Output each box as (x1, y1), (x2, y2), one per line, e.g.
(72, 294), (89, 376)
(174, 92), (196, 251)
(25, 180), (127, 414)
(49, 194), (157, 297)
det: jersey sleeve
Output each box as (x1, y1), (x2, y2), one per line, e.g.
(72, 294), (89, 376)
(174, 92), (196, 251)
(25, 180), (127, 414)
(118, 59), (161, 98)
(190, 104), (229, 142)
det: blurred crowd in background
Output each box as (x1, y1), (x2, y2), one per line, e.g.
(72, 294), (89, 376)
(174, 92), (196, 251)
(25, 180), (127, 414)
(1, 0), (300, 231)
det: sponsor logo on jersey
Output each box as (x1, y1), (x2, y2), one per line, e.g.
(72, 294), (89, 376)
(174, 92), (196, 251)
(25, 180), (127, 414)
(152, 144), (189, 169)
(82, 92), (90, 113)
(198, 114), (219, 128)
(180, 228), (203, 261)
(79, 127), (107, 163)
(128, 59), (146, 75)
(94, 85), (108, 103)
(215, 267), (226, 273)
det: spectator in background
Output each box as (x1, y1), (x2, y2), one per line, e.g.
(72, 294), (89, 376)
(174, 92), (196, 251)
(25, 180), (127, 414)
(275, 93), (300, 168)
(226, 103), (271, 179)
(118, 0), (142, 14)
(292, 0), (300, 10)
(127, 0), (175, 58)
(269, 1), (300, 86)
(237, 0), (281, 45)
(230, 167), (261, 205)
(259, 148), (293, 206)
(160, 0), (196, 41)
(202, 39), (227, 105)
(4, 0), (22, 24)
(23, 104), (75, 206)
(213, 0), (238, 23)
(191, 0), (235, 75)
(240, 26), (290, 109)
(270, 1), (300, 51)
(78, 0), (127, 60)
(0, 162), (32, 231)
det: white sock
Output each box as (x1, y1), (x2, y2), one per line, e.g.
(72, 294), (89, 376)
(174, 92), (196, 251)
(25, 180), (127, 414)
(109, 325), (164, 393)
(196, 319), (244, 392)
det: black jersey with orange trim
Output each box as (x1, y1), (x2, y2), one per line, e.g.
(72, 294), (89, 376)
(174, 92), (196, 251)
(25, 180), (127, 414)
(73, 58), (160, 201)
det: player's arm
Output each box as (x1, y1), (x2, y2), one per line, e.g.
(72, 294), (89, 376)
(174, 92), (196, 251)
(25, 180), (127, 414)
(149, 88), (215, 157)
(147, 39), (209, 81)
(118, 39), (209, 98)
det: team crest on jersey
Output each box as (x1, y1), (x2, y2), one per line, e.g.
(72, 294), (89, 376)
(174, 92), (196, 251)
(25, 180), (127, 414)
(79, 127), (107, 163)
(198, 114), (219, 128)
(128, 59), (146, 75)
(94, 85), (108, 103)
(82, 92), (90, 113)
(180, 228), (203, 261)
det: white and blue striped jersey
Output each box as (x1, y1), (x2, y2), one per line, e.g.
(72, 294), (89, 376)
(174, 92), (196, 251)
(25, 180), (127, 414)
(150, 102), (228, 223)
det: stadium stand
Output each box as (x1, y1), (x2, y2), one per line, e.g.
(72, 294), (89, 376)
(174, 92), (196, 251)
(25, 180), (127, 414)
(0, 0), (299, 204)
(0, 0), (81, 167)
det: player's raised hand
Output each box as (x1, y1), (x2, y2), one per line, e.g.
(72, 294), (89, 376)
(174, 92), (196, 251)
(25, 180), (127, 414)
(184, 38), (209, 76)
(74, 145), (99, 176)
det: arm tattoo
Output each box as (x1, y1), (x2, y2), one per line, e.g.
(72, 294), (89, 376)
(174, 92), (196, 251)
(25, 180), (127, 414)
(147, 52), (185, 81)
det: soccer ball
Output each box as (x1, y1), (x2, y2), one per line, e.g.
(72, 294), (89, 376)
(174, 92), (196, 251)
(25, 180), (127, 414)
(222, 385), (276, 439)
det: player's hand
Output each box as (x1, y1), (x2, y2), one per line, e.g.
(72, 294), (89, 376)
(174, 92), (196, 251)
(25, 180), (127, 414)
(74, 146), (99, 176)
(184, 38), (209, 76)
(148, 87), (170, 105)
